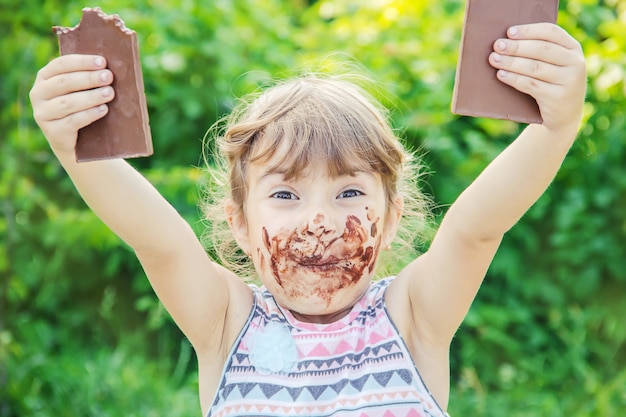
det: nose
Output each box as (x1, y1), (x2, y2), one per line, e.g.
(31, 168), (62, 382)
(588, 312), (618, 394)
(301, 212), (337, 238)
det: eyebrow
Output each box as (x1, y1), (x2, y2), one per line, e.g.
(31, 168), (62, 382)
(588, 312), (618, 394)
(256, 168), (376, 186)
(250, 169), (292, 191)
(256, 168), (288, 183)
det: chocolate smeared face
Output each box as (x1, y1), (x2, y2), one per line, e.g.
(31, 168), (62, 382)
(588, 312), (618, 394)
(258, 213), (381, 307)
(240, 159), (399, 320)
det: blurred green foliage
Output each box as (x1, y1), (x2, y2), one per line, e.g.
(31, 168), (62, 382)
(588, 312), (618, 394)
(1, 0), (625, 415)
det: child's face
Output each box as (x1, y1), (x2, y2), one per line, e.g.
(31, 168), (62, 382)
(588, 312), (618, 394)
(233, 157), (400, 322)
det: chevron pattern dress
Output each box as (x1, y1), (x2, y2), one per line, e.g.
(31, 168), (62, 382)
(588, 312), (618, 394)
(207, 277), (450, 417)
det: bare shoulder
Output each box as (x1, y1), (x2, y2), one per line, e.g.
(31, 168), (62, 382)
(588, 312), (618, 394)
(195, 265), (254, 415)
(188, 260), (255, 353)
(136, 226), (254, 353)
(216, 264), (256, 350)
(385, 258), (452, 408)
(385, 254), (431, 340)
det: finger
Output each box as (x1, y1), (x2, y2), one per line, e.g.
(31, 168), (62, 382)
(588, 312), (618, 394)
(37, 69), (114, 101)
(34, 86), (114, 124)
(45, 104), (110, 138)
(507, 23), (582, 51)
(495, 69), (559, 101)
(37, 54), (107, 81)
(489, 52), (563, 85)
(52, 86), (115, 121)
(494, 38), (575, 67)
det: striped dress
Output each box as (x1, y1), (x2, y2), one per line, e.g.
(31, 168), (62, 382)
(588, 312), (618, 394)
(207, 277), (450, 417)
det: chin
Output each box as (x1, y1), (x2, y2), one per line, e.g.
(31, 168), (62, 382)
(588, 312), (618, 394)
(264, 272), (372, 318)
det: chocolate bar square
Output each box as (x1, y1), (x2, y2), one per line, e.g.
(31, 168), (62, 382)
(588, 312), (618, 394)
(54, 7), (153, 162)
(451, 0), (559, 123)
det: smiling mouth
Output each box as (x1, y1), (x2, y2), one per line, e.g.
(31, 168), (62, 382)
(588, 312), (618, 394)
(299, 260), (339, 271)
(297, 256), (362, 272)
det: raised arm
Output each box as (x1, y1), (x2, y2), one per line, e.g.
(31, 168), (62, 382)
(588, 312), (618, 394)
(389, 24), (587, 344)
(29, 54), (252, 350)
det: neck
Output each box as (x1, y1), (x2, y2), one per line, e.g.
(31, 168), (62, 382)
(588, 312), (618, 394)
(289, 305), (354, 324)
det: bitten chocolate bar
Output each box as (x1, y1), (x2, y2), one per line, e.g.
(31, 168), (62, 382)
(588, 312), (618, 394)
(451, 0), (559, 123)
(53, 7), (153, 162)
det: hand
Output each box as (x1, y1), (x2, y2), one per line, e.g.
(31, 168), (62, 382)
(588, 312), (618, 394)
(29, 54), (115, 155)
(489, 23), (587, 133)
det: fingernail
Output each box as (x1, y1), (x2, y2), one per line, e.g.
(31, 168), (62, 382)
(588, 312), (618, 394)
(100, 71), (108, 82)
(491, 52), (501, 62)
(497, 40), (507, 51)
(497, 70), (509, 79)
(101, 87), (112, 97)
(97, 104), (107, 113)
(508, 26), (518, 37)
(95, 57), (104, 67)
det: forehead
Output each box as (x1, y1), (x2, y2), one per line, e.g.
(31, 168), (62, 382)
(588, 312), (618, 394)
(245, 124), (380, 186)
(249, 132), (369, 179)
(249, 160), (382, 189)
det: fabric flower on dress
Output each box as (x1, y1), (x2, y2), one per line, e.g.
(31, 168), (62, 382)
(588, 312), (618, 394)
(248, 321), (298, 374)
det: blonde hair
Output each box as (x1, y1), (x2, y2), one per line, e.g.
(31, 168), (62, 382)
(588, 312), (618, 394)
(202, 74), (432, 279)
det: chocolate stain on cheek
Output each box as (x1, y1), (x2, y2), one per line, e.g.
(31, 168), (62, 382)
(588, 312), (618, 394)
(366, 206), (380, 239)
(260, 214), (381, 305)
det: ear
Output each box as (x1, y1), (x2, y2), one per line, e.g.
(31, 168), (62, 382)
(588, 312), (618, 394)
(225, 199), (252, 256)
(382, 195), (404, 249)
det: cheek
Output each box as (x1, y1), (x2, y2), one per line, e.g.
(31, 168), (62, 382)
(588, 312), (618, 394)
(366, 205), (381, 238)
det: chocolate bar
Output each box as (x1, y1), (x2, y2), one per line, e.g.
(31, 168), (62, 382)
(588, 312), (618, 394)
(451, 0), (559, 123)
(53, 7), (153, 162)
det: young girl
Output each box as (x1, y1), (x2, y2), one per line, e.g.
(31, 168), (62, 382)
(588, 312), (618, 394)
(30, 22), (586, 416)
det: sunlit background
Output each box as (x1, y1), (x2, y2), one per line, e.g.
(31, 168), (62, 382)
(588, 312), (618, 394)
(1, 0), (625, 415)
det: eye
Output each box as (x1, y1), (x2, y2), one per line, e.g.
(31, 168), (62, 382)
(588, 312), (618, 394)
(337, 189), (364, 199)
(271, 191), (298, 200)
